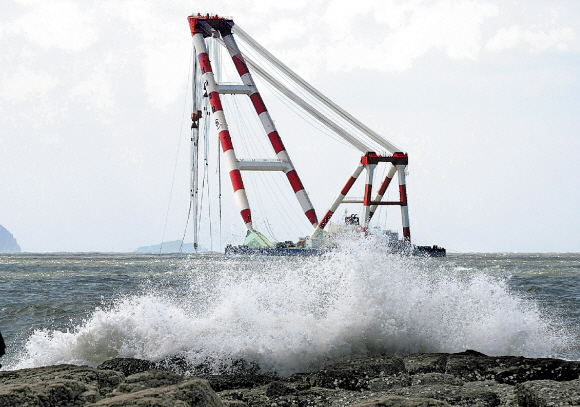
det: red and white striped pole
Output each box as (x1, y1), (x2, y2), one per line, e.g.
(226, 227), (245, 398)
(361, 164), (377, 233)
(221, 31), (318, 227)
(311, 163), (364, 238)
(397, 164), (411, 241)
(368, 165), (397, 221)
(191, 32), (254, 231)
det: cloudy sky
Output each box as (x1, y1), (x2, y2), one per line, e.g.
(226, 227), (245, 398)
(0, 0), (578, 253)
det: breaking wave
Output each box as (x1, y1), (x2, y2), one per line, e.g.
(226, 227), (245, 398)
(8, 237), (570, 375)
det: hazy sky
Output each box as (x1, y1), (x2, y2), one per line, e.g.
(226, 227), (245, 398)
(1, 0), (579, 253)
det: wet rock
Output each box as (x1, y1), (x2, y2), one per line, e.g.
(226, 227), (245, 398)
(92, 377), (224, 406)
(6, 351), (580, 406)
(265, 380), (296, 398)
(201, 373), (280, 392)
(516, 378), (580, 407)
(97, 358), (157, 377)
(411, 373), (464, 387)
(219, 385), (368, 407)
(0, 364), (225, 406)
(369, 374), (412, 391)
(403, 353), (449, 375)
(0, 365), (124, 405)
(0, 331), (5, 358)
(111, 370), (184, 394)
(444, 351), (580, 385)
(349, 395), (453, 406)
(387, 381), (502, 407)
(311, 355), (407, 391)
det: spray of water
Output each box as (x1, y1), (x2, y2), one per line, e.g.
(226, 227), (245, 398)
(8, 237), (569, 375)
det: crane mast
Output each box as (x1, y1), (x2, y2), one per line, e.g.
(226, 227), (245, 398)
(187, 13), (414, 247)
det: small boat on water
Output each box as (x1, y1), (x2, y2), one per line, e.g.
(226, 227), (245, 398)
(185, 14), (445, 257)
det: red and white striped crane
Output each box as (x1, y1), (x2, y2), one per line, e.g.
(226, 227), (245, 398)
(188, 14), (411, 245)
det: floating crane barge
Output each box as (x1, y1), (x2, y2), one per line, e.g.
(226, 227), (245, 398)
(187, 14), (445, 257)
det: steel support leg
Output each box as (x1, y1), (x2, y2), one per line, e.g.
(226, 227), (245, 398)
(397, 164), (410, 241)
(368, 164), (397, 221)
(221, 32), (318, 227)
(361, 164), (376, 232)
(310, 162), (364, 239)
(192, 33), (254, 231)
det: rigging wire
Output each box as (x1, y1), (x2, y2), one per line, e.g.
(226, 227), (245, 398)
(226, 93), (308, 240)
(233, 26), (401, 153)
(160, 39), (194, 255)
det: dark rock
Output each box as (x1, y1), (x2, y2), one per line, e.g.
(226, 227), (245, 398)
(387, 382), (502, 407)
(156, 354), (261, 376)
(112, 370), (184, 394)
(311, 355), (407, 391)
(0, 365), (124, 405)
(0, 225), (21, 253)
(411, 373), (464, 387)
(0, 331), (5, 369)
(265, 380), (296, 398)
(97, 357), (157, 376)
(219, 385), (346, 407)
(92, 377), (224, 406)
(403, 353), (449, 375)
(349, 395), (453, 406)
(6, 352), (580, 406)
(202, 373), (279, 392)
(0, 364), (225, 406)
(444, 351), (580, 385)
(516, 378), (580, 407)
(369, 374), (412, 391)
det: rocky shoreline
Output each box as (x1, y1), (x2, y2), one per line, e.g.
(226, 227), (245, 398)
(2, 350), (580, 406)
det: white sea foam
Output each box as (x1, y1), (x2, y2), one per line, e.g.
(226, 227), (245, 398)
(8, 237), (569, 375)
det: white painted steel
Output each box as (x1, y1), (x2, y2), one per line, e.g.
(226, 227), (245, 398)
(216, 84), (255, 94)
(222, 32), (318, 227)
(193, 33), (253, 231)
(213, 110), (229, 132)
(234, 189), (250, 211)
(238, 160), (291, 171)
(330, 194), (347, 210)
(258, 111), (275, 134)
(295, 189), (311, 211)
(223, 149), (238, 172)
(397, 165), (410, 229)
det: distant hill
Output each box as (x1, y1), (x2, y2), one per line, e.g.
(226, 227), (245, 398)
(0, 225), (21, 253)
(134, 240), (208, 253)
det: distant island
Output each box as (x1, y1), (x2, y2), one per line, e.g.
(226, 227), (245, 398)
(0, 225), (21, 253)
(134, 240), (207, 253)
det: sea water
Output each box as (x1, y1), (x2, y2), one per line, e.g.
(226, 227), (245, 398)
(1, 239), (579, 376)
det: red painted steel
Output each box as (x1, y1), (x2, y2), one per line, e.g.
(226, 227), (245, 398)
(232, 54), (250, 75)
(399, 185), (407, 204)
(341, 177), (357, 195)
(267, 131), (285, 154)
(305, 209), (317, 225)
(286, 170), (304, 193)
(319, 210), (335, 230)
(241, 208), (252, 223)
(250, 93), (267, 115)
(230, 170), (244, 192)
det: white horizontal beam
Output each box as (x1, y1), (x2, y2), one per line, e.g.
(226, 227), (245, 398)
(216, 84), (255, 95)
(237, 159), (291, 172)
